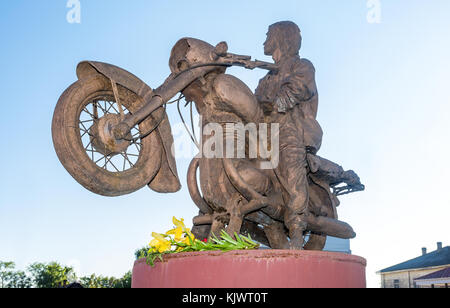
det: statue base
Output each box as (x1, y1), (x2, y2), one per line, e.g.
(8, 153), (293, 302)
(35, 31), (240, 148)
(132, 250), (366, 288)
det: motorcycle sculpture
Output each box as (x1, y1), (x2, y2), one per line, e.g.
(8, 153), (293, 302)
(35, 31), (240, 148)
(52, 35), (364, 250)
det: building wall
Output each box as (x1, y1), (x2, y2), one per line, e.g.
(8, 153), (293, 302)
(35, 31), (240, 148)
(380, 265), (449, 288)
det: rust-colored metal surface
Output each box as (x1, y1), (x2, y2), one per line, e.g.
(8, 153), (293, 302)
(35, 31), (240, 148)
(52, 21), (364, 251)
(132, 250), (367, 288)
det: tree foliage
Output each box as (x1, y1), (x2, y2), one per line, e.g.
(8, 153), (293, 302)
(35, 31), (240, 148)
(135, 246), (150, 260)
(6, 271), (33, 288)
(0, 260), (131, 288)
(28, 262), (76, 289)
(0, 262), (33, 288)
(0, 261), (15, 288)
(79, 271), (131, 289)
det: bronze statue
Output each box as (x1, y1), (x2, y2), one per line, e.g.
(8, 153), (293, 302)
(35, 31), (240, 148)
(52, 21), (364, 251)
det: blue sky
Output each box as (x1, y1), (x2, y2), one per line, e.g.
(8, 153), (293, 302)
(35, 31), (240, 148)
(0, 0), (449, 288)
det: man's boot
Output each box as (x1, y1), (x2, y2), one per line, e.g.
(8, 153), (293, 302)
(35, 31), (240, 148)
(286, 216), (308, 250)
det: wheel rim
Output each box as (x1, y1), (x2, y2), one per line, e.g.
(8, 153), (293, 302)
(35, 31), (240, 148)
(78, 92), (143, 173)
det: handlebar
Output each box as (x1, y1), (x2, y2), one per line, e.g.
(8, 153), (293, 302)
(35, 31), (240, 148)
(114, 41), (278, 139)
(213, 41), (278, 72)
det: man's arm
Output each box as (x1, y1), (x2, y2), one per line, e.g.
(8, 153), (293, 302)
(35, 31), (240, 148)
(275, 58), (318, 115)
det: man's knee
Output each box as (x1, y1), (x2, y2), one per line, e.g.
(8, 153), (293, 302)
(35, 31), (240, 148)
(284, 193), (309, 227)
(288, 195), (308, 215)
(284, 212), (308, 230)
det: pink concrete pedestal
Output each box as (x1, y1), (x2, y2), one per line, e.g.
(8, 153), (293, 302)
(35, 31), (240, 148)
(132, 250), (366, 288)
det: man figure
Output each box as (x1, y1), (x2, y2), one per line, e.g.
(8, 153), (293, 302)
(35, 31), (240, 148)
(255, 21), (323, 249)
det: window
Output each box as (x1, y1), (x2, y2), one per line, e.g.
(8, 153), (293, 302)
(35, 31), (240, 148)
(393, 279), (400, 288)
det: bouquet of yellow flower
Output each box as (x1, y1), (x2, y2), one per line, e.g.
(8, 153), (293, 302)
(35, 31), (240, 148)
(143, 217), (260, 266)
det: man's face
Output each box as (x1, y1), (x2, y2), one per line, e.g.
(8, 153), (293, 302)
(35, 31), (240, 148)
(263, 27), (276, 56)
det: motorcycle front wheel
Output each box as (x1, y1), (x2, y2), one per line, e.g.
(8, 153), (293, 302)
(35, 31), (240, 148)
(52, 75), (163, 196)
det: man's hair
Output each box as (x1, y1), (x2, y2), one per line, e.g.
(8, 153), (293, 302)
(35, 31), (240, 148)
(269, 21), (302, 56)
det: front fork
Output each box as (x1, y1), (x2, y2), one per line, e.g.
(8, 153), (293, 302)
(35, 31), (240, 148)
(112, 66), (217, 140)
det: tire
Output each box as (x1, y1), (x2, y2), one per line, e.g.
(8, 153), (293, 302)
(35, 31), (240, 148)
(52, 75), (163, 196)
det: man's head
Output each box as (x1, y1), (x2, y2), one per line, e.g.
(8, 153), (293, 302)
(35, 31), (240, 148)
(264, 21), (302, 61)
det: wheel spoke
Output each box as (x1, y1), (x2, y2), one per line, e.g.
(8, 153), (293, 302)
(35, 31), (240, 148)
(81, 97), (142, 173)
(86, 148), (100, 161)
(79, 121), (90, 133)
(82, 108), (94, 118)
(105, 101), (114, 114)
(80, 119), (94, 125)
(125, 153), (139, 157)
(93, 101), (99, 119)
(105, 156), (120, 172)
(132, 130), (141, 138)
(107, 101), (120, 114)
(85, 149), (101, 154)
(120, 152), (134, 168)
(97, 101), (108, 114)
(133, 143), (140, 152)
(102, 156), (109, 169)
(84, 136), (96, 151)
(95, 155), (105, 165)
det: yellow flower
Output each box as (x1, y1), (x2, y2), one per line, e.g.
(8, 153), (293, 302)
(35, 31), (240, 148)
(182, 235), (195, 245)
(174, 235), (196, 251)
(184, 228), (195, 242)
(166, 226), (184, 241)
(166, 217), (195, 241)
(173, 217), (186, 229)
(149, 232), (172, 253)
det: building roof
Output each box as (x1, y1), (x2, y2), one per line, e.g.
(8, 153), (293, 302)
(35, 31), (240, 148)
(414, 267), (450, 281)
(379, 246), (450, 273)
